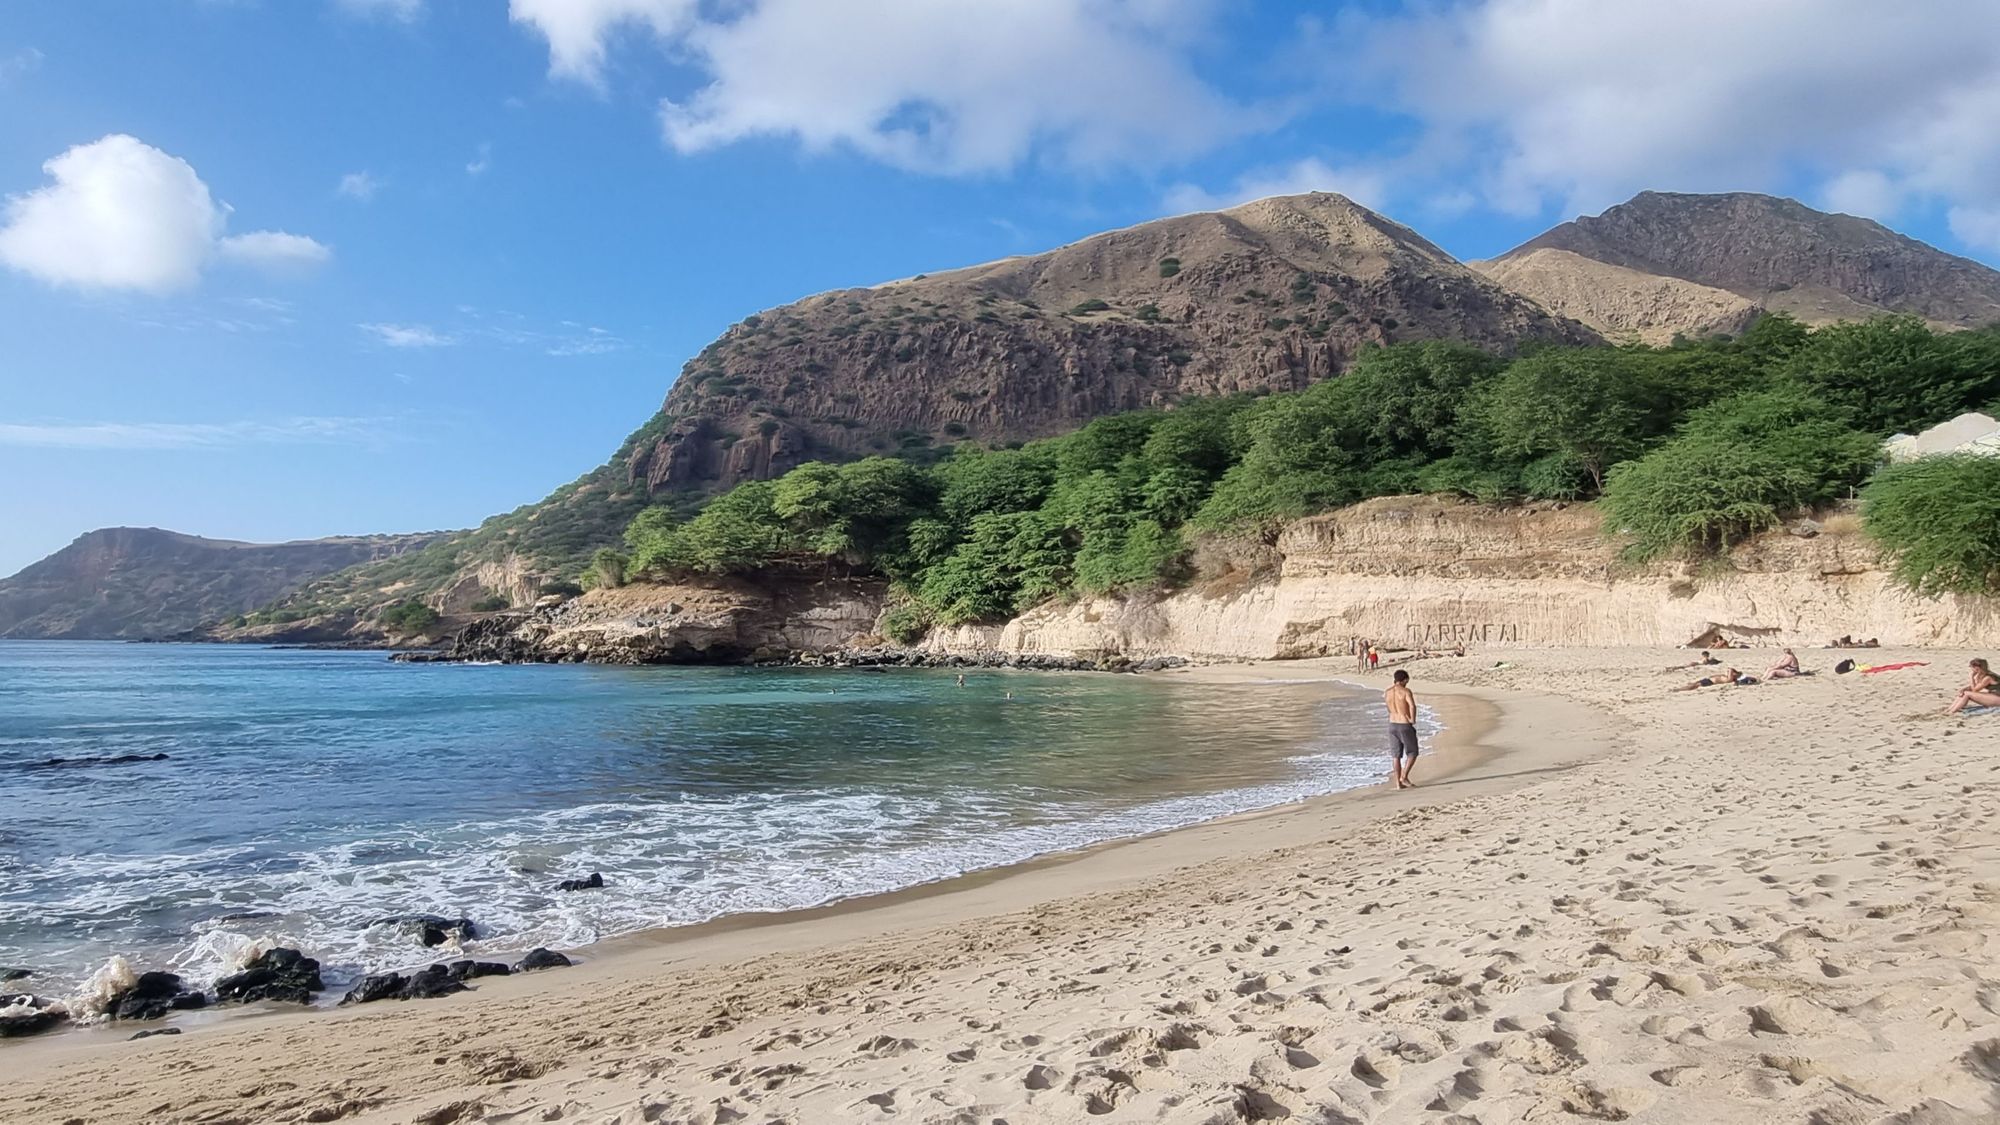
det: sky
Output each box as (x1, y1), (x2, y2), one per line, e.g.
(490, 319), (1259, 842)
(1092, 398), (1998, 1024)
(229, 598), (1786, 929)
(3, 0), (1999, 577)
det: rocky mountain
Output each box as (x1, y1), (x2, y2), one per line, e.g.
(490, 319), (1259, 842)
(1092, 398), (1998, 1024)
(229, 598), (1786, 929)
(0, 527), (443, 640)
(630, 192), (1597, 490)
(1476, 191), (2000, 341)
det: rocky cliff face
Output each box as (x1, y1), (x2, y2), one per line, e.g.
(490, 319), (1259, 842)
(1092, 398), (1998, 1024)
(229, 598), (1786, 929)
(429, 497), (1998, 665)
(1483, 191), (2000, 339)
(629, 193), (1597, 490)
(0, 528), (443, 640)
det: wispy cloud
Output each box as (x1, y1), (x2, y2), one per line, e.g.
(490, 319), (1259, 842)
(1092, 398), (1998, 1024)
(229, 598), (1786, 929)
(465, 142), (492, 176)
(401, 306), (629, 357)
(0, 416), (381, 450)
(0, 46), (42, 83)
(337, 171), (381, 201)
(333, 0), (422, 23)
(361, 322), (455, 348)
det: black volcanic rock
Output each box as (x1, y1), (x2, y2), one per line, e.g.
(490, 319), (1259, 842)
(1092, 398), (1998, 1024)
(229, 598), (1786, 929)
(340, 964), (471, 1005)
(214, 948), (324, 1005)
(557, 872), (604, 892)
(514, 948), (572, 972)
(370, 914), (477, 948)
(0, 995), (68, 1038)
(108, 971), (206, 1021)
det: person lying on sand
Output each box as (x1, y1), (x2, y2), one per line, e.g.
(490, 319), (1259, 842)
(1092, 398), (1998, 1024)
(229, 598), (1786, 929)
(1767, 648), (1802, 680)
(1385, 669), (1420, 789)
(1946, 658), (2000, 715)
(1672, 668), (1748, 691)
(1667, 650), (1720, 671)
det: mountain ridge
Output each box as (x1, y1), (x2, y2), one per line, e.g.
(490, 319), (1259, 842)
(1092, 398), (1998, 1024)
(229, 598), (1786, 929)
(630, 191), (1597, 491)
(1485, 191), (2000, 338)
(0, 526), (445, 640)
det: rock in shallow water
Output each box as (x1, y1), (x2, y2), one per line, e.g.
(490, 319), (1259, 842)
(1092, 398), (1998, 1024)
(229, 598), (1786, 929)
(0, 994), (68, 1038)
(368, 914), (478, 948)
(556, 872), (604, 892)
(446, 959), (511, 981)
(514, 948), (572, 972)
(130, 1027), (182, 1041)
(109, 971), (207, 1021)
(215, 948), (324, 1005)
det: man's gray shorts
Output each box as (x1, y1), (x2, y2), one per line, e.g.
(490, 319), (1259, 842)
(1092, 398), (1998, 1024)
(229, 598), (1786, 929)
(1388, 722), (1420, 759)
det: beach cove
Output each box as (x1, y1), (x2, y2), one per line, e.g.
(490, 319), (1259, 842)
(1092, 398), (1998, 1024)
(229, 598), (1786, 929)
(11, 645), (1995, 1123)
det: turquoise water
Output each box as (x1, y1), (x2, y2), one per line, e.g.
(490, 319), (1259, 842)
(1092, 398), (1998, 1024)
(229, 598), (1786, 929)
(0, 642), (1408, 1004)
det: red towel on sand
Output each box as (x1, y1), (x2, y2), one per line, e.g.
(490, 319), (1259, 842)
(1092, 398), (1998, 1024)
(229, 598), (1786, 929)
(1859, 661), (1929, 674)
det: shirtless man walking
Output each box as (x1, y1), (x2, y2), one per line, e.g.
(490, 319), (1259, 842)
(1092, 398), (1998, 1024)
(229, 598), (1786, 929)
(1385, 668), (1420, 789)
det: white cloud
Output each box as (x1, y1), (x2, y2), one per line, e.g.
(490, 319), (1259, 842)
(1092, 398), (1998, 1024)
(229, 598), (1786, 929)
(217, 230), (333, 273)
(334, 0), (422, 22)
(0, 416), (377, 450)
(513, 0), (1249, 174)
(509, 0), (693, 87)
(361, 322), (455, 348)
(337, 171), (380, 200)
(1950, 207), (2000, 255)
(0, 135), (223, 293)
(0, 134), (329, 293)
(1335, 0), (2000, 236)
(465, 143), (491, 176)
(1163, 158), (1391, 215)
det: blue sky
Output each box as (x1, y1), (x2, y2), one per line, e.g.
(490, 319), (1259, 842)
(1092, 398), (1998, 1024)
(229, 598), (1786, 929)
(3, 0), (1998, 577)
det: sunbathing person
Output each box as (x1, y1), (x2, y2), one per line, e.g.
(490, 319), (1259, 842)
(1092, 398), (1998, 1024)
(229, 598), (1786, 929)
(1673, 668), (1746, 691)
(1668, 650), (1721, 671)
(1767, 648), (1802, 679)
(1946, 657), (2000, 714)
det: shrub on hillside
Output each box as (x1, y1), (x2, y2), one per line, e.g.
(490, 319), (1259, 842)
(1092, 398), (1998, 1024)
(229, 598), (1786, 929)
(1600, 388), (1879, 558)
(380, 600), (440, 635)
(470, 594), (510, 612)
(1863, 455), (2000, 595)
(880, 602), (930, 644)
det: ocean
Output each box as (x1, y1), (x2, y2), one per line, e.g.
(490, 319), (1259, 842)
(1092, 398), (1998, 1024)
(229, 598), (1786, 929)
(0, 642), (1416, 1008)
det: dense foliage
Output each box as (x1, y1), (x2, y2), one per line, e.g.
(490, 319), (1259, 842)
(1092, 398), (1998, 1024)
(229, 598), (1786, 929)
(1863, 456), (2000, 596)
(379, 600), (441, 635)
(621, 317), (2000, 620)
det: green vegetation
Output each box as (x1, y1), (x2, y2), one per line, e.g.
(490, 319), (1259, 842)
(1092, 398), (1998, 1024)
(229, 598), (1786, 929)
(618, 317), (2000, 625)
(470, 594), (510, 612)
(1863, 456), (2000, 596)
(380, 600), (440, 635)
(1157, 257), (1180, 278)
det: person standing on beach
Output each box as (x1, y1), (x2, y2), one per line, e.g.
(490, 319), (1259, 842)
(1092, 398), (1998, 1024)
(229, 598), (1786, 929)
(1385, 669), (1420, 789)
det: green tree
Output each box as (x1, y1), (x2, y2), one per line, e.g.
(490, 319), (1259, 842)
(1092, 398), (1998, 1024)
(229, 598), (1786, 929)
(1863, 455), (2000, 595)
(1476, 348), (1664, 492)
(1600, 387), (1879, 558)
(1783, 317), (2000, 434)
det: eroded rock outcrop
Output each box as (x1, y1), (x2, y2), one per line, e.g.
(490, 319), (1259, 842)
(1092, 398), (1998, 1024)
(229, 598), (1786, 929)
(414, 498), (1998, 666)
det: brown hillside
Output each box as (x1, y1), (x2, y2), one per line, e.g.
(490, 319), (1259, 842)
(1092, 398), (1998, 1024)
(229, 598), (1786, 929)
(1493, 191), (2000, 335)
(632, 193), (1597, 489)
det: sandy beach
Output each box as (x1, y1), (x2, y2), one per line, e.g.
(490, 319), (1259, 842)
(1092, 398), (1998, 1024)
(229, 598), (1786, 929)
(8, 646), (2000, 1124)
